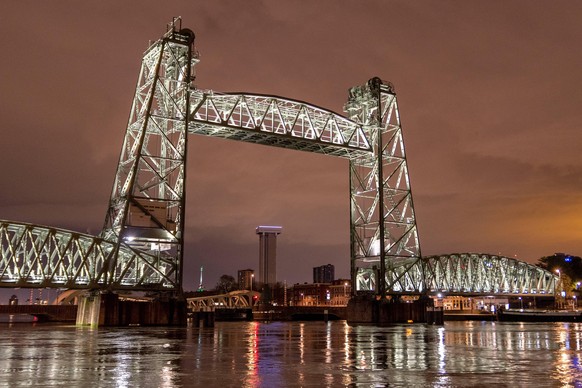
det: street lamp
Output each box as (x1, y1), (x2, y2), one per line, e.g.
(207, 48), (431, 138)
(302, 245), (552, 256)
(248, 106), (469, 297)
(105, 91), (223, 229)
(555, 269), (561, 309)
(251, 273), (254, 291)
(518, 296), (523, 310)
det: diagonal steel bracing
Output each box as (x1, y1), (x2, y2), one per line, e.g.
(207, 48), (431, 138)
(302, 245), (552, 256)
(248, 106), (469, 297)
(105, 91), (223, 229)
(345, 78), (422, 294)
(100, 20), (197, 292)
(0, 220), (176, 289)
(0, 19), (559, 297)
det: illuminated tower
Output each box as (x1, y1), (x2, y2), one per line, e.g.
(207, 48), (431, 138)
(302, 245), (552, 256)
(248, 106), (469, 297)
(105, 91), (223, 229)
(256, 226), (282, 287)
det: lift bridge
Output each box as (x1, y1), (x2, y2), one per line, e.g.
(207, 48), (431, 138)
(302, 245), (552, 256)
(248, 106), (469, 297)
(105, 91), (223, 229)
(0, 18), (557, 300)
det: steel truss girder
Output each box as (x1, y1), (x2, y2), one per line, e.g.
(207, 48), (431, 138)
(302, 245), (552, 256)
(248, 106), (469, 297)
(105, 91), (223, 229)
(422, 253), (558, 295)
(0, 220), (178, 290)
(187, 290), (260, 310)
(188, 92), (372, 159)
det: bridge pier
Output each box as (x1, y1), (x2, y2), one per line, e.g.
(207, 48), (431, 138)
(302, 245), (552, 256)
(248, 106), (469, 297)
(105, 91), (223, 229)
(346, 294), (443, 325)
(76, 293), (102, 327)
(76, 293), (187, 327)
(191, 309), (215, 327)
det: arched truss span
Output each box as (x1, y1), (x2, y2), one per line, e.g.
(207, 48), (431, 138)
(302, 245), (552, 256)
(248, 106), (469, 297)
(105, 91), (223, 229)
(421, 253), (557, 295)
(189, 91), (373, 159)
(0, 220), (178, 290)
(187, 290), (260, 311)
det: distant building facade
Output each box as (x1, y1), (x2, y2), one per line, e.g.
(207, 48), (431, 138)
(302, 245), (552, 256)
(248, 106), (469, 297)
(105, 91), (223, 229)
(313, 264), (335, 284)
(292, 279), (351, 307)
(256, 226), (282, 286)
(238, 269), (255, 290)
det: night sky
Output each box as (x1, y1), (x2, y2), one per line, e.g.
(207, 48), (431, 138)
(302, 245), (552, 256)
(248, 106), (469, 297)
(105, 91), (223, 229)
(1, 2), (581, 297)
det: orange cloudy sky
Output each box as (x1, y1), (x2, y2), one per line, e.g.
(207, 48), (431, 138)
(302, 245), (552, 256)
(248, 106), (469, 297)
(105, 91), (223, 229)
(1, 1), (581, 290)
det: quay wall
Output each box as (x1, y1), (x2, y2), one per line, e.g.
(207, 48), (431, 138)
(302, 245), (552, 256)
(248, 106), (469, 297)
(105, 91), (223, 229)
(0, 304), (78, 322)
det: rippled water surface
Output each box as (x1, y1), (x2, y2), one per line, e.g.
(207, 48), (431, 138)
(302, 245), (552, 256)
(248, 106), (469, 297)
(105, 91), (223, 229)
(1, 321), (582, 387)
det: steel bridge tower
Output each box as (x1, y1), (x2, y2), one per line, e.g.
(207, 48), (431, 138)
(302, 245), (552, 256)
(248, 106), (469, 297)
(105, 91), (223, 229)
(101, 19), (198, 292)
(345, 78), (422, 296)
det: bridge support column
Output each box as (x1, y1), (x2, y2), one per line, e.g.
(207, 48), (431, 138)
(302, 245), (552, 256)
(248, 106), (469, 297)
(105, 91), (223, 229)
(76, 293), (102, 327)
(346, 295), (442, 325)
(76, 293), (187, 327)
(191, 309), (215, 327)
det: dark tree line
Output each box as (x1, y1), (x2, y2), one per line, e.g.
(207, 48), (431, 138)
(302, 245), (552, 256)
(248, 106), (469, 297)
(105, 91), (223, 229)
(537, 253), (582, 291)
(214, 274), (238, 293)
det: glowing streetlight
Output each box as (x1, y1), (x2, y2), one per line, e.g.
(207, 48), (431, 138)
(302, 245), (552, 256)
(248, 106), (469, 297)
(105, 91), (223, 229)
(555, 269), (561, 309)
(518, 296), (523, 310)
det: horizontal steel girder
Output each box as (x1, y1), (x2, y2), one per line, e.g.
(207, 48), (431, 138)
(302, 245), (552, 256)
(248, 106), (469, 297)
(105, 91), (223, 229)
(0, 220), (179, 290)
(187, 290), (260, 310)
(355, 252), (558, 296)
(189, 92), (373, 160)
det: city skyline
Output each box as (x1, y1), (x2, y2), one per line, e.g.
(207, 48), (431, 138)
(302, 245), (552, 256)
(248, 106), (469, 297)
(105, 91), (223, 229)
(1, 2), (581, 297)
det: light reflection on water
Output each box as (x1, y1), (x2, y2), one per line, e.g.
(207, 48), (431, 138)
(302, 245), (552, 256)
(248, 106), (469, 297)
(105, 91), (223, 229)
(0, 321), (582, 387)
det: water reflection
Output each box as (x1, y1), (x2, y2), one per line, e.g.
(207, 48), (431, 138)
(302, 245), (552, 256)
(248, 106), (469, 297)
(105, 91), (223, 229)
(1, 321), (582, 386)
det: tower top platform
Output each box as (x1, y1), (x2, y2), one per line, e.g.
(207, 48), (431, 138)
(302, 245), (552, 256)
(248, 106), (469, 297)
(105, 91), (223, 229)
(256, 226), (283, 234)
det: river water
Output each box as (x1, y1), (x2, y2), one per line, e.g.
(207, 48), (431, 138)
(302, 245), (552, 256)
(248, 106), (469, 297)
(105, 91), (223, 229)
(1, 320), (581, 387)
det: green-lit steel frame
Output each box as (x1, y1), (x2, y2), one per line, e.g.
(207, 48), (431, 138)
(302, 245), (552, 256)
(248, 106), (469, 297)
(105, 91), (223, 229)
(0, 20), (559, 296)
(0, 221), (176, 290)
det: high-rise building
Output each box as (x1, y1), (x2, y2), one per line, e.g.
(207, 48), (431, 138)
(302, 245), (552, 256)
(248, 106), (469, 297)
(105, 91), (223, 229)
(256, 226), (282, 286)
(313, 264), (335, 284)
(238, 269), (255, 290)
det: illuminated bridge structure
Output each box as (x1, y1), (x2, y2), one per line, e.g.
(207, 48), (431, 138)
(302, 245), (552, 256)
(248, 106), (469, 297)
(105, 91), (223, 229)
(187, 290), (260, 311)
(0, 18), (558, 298)
(389, 253), (556, 296)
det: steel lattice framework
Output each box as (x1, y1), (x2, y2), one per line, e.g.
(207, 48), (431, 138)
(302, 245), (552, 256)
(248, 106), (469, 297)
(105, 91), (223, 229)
(188, 79), (423, 295)
(0, 221), (177, 290)
(374, 252), (557, 295)
(188, 92), (372, 158)
(100, 20), (197, 292)
(345, 78), (422, 294)
(422, 253), (556, 295)
(187, 290), (260, 311)
(0, 19), (559, 296)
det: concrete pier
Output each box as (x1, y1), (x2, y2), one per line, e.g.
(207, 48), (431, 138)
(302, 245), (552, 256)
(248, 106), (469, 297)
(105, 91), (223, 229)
(346, 295), (443, 325)
(76, 293), (187, 327)
(191, 310), (215, 327)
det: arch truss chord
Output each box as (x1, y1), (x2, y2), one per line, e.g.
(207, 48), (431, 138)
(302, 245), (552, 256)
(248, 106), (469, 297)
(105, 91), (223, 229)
(0, 221), (178, 290)
(187, 290), (260, 311)
(188, 92), (372, 159)
(421, 253), (558, 296)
